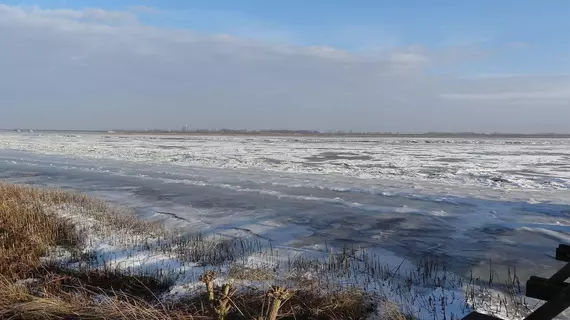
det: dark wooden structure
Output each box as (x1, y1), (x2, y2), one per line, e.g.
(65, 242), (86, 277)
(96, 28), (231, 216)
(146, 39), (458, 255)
(462, 244), (570, 320)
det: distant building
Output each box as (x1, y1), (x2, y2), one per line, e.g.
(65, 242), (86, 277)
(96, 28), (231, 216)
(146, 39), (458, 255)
(181, 124), (189, 132)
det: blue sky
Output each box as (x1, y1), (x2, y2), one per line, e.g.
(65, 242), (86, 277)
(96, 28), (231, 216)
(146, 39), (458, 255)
(38, 1), (570, 75)
(6, 1), (569, 47)
(4, 0), (569, 75)
(0, 1), (569, 132)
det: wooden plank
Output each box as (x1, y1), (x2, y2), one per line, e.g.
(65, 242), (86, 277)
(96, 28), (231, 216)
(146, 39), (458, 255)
(556, 244), (570, 262)
(548, 262), (570, 283)
(526, 276), (568, 301)
(461, 311), (502, 320)
(525, 284), (570, 320)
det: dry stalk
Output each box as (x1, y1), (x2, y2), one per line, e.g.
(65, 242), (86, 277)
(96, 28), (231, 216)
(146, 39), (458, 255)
(267, 286), (292, 320)
(200, 271), (216, 304)
(214, 283), (236, 320)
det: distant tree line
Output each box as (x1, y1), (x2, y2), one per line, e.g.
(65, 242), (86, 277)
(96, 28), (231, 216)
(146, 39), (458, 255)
(105, 128), (570, 138)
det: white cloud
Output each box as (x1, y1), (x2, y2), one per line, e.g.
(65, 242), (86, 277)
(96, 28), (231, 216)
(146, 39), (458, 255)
(0, 4), (568, 133)
(441, 88), (570, 101)
(389, 52), (428, 64)
(3, 5), (139, 23)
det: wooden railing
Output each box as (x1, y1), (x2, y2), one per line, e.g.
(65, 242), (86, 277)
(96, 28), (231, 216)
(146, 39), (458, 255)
(462, 244), (570, 320)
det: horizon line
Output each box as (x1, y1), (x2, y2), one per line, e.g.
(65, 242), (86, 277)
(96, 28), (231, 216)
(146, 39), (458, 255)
(3, 128), (570, 137)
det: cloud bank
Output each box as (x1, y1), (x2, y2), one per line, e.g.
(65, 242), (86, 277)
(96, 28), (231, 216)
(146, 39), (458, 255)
(0, 5), (568, 132)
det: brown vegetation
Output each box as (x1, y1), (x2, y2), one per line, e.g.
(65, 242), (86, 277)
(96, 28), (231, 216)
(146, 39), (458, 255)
(0, 183), (393, 319)
(0, 184), (81, 278)
(0, 182), (531, 319)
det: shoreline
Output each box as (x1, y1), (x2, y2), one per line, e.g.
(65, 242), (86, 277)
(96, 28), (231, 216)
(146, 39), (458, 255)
(0, 182), (543, 319)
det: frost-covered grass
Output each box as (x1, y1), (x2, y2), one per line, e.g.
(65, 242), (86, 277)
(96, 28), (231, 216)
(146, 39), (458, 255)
(0, 183), (545, 319)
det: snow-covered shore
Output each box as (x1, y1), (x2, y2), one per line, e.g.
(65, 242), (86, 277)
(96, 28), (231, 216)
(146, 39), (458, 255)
(45, 200), (550, 320)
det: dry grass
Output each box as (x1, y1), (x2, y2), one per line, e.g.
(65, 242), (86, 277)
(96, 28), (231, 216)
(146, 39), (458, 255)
(0, 183), (162, 277)
(0, 184), (81, 278)
(227, 264), (276, 282)
(0, 276), (191, 320)
(0, 183), (399, 319)
(0, 182), (530, 319)
(170, 285), (375, 320)
(0, 184), (185, 319)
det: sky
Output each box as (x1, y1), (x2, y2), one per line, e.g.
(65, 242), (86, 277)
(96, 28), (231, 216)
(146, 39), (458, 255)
(0, 1), (569, 133)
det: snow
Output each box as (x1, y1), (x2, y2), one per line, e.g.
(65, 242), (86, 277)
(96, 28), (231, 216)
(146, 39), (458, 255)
(42, 204), (567, 319)
(50, 204), (206, 297)
(0, 133), (569, 192)
(2, 133), (570, 319)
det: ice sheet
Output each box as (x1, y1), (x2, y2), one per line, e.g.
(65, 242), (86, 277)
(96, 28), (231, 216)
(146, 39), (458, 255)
(1, 133), (569, 191)
(1, 133), (569, 298)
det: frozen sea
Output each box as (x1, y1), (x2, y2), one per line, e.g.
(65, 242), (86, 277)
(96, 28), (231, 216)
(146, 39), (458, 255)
(1, 132), (569, 282)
